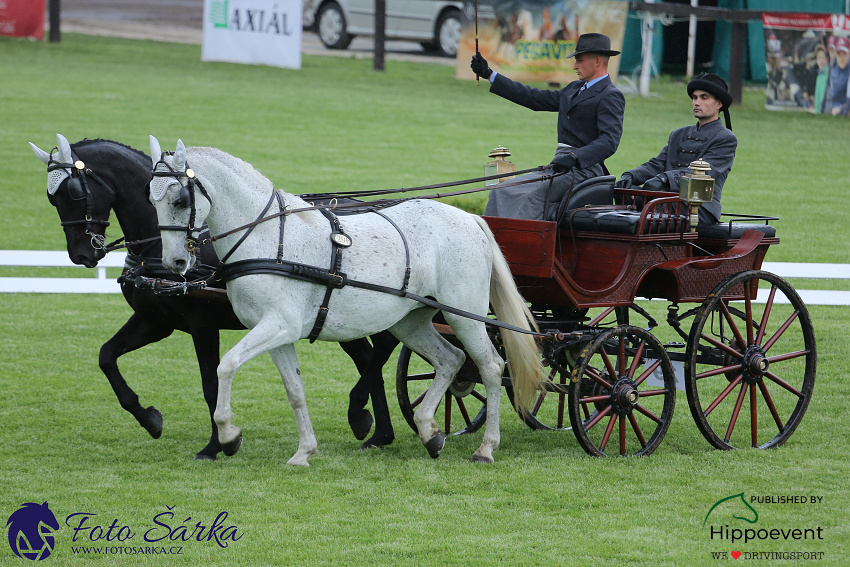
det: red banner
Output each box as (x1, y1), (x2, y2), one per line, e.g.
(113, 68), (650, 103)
(0, 0), (45, 40)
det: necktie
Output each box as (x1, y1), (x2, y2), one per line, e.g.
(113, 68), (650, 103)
(578, 82), (587, 94)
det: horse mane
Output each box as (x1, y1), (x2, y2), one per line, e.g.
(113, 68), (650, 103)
(190, 146), (279, 196)
(73, 138), (150, 161)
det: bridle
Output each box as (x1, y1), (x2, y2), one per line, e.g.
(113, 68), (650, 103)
(46, 148), (115, 251)
(150, 152), (212, 256)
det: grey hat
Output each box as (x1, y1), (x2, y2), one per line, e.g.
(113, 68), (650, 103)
(566, 33), (620, 58)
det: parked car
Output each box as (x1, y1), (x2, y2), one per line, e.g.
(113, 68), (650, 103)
(303, 0), (464, 57)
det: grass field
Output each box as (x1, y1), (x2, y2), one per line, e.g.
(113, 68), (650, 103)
(1, 33), (848, 565)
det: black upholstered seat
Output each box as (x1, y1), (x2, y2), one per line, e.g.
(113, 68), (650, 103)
(697, 222), (776, 239)
(555, 175), (615, 221)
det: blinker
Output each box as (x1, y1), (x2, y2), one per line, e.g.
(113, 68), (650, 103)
(66, 176), (86, 200)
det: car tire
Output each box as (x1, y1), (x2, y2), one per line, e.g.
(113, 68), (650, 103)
(317, 1), (353, 50)
(434, 10), (462, 58)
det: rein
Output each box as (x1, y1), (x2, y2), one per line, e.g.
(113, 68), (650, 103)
(198, 166), (563, 247)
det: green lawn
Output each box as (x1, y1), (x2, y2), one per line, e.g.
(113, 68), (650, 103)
(0, 33), (848, 566)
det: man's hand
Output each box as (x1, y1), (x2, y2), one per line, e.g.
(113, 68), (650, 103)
(471, 53), (492, 80)
(550, 152), (578, 174)
(614, 174), (633, 189)
(642, 175), (668, 191)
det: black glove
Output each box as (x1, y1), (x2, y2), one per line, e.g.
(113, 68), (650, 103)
(550, 152), (578, 174)
(471, 53), (492, 80)
(614, 174), (633, 189)
(642, 174), (668, 191)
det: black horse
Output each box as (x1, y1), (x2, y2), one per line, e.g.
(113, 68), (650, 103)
(30, 135), (398, 459)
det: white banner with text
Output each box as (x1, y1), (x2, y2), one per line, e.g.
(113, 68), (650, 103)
(202, 0), (302, 69)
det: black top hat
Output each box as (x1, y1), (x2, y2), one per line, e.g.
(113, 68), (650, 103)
(687, 72), (733, 129)
(566, 33), (620, 58)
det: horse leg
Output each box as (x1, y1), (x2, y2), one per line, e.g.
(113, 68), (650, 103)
(98, 313), (174, 439)
(390, 310), (465, 458)
(360, 331), (400, 449)
(214, 318), (314, 463)
(268, 344), (319, 466)
(189, 328), (223, 461)
(444, 315), (505, 463)
(339, 338), (375, 440)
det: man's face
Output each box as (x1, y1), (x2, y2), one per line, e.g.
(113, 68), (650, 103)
(573, 54), (599, 80)
(837, 49), (850, 69)
(692, 89), (722, 123)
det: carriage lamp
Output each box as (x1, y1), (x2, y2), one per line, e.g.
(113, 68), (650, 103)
(484, 146), (516, 186)
(679, 160), (715, 232)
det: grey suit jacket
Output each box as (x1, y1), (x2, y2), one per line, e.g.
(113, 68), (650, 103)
(490, 73), (625, 173)
(625, 119), (737, 223)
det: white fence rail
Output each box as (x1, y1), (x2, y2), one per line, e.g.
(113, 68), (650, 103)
(0, 251), (848, 305)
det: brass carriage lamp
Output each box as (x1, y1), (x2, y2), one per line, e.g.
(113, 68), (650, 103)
(484, 146), (516, 186)
(679, 160), (715, 232)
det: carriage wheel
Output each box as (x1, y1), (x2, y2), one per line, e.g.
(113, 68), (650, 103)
(685, 270), (816, 450)
(395, 345), (487, 436)
(509, 304), (656, 431)
(568, 325), (676, 457)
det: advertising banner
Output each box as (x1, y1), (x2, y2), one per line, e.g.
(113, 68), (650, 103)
(202, 0), (302, 69)
(455, 0), (627, 83)
(763, 12), (850, 115)
(0, 0), (45, 40)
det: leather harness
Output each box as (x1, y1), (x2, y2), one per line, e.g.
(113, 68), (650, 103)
(150, 157), (547, 339)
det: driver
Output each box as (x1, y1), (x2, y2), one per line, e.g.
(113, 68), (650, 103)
(615, 73), (737, 226)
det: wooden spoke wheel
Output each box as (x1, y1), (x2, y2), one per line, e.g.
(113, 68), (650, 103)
(685, 271), (816, 450)
(510, 304), (657, 431)
(395, 345), (487, 436)
(568, 325), (676, 457)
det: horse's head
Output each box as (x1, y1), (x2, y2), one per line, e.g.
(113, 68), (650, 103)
(148, 136), (209, 275)
(6, 502), (60, 560)
(30, 134), (116, 268)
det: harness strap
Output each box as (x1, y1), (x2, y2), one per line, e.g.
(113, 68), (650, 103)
(216, 258), (545, 337)
(307, 205), (343, 342)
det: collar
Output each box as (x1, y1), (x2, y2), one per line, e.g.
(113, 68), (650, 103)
(583, 74), (609, 89)
(696, 117), (722, 130)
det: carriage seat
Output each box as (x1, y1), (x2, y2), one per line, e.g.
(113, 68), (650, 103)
(561, 209), (687, 235)
(697, 222), (776, 239)
(554, 175), (615, 221)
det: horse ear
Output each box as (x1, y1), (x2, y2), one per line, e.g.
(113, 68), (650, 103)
(29, 142), (51, 165)
(56, 134), (73, 163)
(173, 139), (187, 171)
(149, 135), (162, 166)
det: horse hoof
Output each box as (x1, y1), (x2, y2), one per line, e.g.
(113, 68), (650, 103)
(424, 432), (446, 459)
(221, 433), (243, 457)
(360, 432), (394, 450)
(348, 409), (374, 441)
(471, 454), (494, 464)
(193, 452), (217, 461)
(143, 406), (163, 439)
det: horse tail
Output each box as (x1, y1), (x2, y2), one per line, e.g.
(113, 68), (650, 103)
(473, 216), (545, 416)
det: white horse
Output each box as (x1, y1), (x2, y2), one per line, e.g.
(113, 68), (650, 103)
(147, 137), (544, 465)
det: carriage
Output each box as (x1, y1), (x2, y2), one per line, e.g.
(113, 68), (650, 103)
(395, 173), (815, 458)
(34, 135), (815, 463)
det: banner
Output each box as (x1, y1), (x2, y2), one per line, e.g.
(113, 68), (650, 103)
(455, 0), (627, 84)
(0, 0), (45, 40)
(763, 12), (850, 115)
(202, 0), (302, 69)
